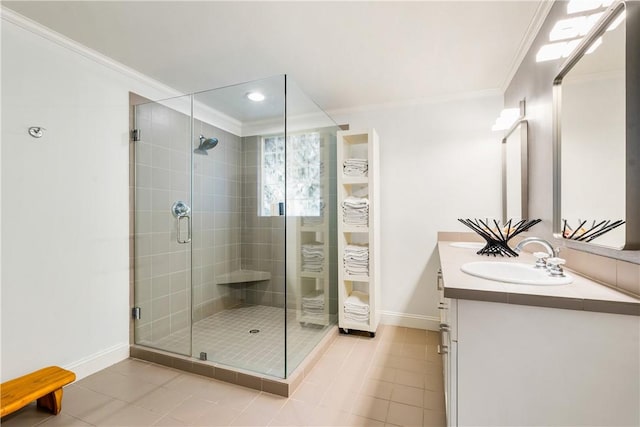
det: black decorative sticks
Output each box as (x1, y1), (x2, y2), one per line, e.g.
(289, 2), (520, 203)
(562, 219), (625, 243)
(457, 218), (542, 257)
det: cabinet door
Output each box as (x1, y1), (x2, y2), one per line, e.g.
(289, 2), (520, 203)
(457, 299), (640, 426)
(448, 340), (457, 427)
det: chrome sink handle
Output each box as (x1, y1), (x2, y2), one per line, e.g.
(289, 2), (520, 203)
(533, 252), (549, 269)
(547, 257), (566, 277)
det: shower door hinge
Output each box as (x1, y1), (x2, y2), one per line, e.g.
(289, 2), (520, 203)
(132, 306), (141, 320)
(130, 129), (141, 142)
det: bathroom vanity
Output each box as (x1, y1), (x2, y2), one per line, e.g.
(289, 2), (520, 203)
(438, 239), (640, 427)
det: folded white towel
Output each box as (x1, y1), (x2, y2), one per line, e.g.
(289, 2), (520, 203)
(345, 312), (369, 323)
(344, 158), (368, 177)
(302, 243), (325, 273)
(342, 196), (369, 227)
(302, 291), (325, 316)
(344, 244), (369, 276)
(344, 291), (369, 323)
(345, 291), (369, 307)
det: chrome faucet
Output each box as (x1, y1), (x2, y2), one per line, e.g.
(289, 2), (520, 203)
(514, 237), (557, 257)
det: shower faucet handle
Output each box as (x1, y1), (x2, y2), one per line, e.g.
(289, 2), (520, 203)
(171, 200), (191, 218)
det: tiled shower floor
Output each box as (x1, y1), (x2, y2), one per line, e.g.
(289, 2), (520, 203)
(141, 305), (331, 377)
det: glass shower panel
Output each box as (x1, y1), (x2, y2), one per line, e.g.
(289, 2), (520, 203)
(191, 76), (287, 377)
(133, 95), (193, 356)
(285, 78), (340, 376)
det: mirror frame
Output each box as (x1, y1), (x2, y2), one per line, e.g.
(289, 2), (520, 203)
(553, 0), (640, 250)
(502, 117), (528, 223)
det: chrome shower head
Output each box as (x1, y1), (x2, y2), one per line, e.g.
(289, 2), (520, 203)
(194, 135), (219, 155)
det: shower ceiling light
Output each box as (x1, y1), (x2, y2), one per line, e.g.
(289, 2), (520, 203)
(247, 92), (265, 102)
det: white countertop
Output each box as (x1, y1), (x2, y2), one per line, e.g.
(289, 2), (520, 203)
(438, 241), (640, 315)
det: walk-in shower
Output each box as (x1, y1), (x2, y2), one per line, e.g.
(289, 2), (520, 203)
(130, 75), (339, 381)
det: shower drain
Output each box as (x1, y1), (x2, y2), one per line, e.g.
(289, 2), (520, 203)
(249, 329), (260, 334)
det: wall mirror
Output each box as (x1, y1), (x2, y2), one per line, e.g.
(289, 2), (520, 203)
(502, 107), (528, 223)
(553, 0), (640, 250)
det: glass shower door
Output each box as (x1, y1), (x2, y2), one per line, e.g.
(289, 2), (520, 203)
(132, 95), (193, 356)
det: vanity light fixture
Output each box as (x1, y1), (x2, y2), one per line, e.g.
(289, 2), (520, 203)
(536, 0), (623, 62)
(246, 92), (265, 102)
(567, 0), (613, 14)
(549, 13), (604, 41)
(491, 108), (520, 132)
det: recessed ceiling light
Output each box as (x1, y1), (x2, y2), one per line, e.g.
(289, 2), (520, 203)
(246, 92), (265, 102)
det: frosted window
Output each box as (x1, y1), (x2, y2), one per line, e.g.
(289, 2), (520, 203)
(261, 133), (322, 216)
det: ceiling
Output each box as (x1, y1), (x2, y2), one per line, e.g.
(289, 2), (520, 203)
(3, 1), (548, 113)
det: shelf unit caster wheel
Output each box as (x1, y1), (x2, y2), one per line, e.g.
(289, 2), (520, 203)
(340, 328), (349, 334)
(369, 332), (375, 338)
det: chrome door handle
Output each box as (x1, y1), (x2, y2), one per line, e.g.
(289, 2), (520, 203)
(177, 215), (192, 244)
(437, 269), (443, 290)
(171, 201), (192, 244)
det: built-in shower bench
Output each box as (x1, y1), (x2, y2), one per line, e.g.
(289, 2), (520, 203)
(0, 366), (76, 418)
(216, 269), (271, 285)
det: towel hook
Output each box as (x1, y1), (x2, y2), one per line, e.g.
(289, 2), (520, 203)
(28, 127), (45, 138)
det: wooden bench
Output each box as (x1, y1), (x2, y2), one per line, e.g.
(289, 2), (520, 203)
(1, 366), (76, 418)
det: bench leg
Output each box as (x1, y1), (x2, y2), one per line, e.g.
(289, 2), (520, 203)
(36, 388), (63, 415)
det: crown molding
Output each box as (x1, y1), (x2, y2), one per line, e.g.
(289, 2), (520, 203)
(500, 0), (556, 93)
(325, 88), (503, 118)
(1, 6), (243, 136)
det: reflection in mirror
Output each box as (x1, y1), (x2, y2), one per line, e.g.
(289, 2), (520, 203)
(502, 108), (528, 223)
(553, 1), (638, 249)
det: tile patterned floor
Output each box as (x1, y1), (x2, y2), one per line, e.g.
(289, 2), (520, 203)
(141, 306), (331, 377)
(1, 326), (445, 427)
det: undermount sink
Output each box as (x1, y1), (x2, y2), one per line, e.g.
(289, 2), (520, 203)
(449, 242), (485, 249)
(461, 261), (573, 285)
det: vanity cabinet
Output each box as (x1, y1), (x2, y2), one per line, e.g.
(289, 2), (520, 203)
(438, 269), (457, 427)
(443, 296), (639, 426)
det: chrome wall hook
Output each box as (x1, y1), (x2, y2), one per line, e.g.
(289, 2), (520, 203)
(28, 127), (45, 138)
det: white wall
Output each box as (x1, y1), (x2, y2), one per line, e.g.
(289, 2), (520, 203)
(0, 14), (181, 381)
(330, 94), (503, 327)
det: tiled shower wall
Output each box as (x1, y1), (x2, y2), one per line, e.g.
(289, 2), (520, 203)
(132, 100), (246, 348)
(133, 100), (193, 348)
(192, 121), (244, 321)
(241, 136), (286, 308)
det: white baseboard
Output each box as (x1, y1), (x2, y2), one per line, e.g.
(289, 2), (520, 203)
(63, 343), (130, 380)
(380, 311), (440, 331)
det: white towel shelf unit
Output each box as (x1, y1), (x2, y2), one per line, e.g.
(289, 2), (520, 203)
(337, 129), (380, 337)
(296, 138), (333, 326)
(296, 220), (330, 325)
